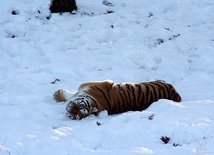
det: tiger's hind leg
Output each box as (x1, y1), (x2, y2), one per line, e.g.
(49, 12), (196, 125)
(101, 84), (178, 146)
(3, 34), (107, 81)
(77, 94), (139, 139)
(53, 89), (74, 102)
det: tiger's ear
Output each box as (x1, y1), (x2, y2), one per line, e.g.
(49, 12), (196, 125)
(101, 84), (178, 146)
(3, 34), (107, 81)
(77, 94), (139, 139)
(91, 106), (98, 113)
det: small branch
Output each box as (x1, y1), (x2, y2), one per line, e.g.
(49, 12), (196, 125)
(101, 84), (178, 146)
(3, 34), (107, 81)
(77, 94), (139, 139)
(0, 137), (8, 152)
(148, 114), (155, 120)
(96, 121), (101, 126)
(51, 79), (60, 84)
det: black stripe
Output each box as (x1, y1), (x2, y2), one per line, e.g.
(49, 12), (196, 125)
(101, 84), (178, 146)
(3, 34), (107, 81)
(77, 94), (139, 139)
(85, 100), (90, 107)
(130, 84), (137, 109)
(116, 85), (123, 113)
(104, 84), (115, 113)
(86, 96), (99, 112)
(156, 82), (166, 99)
(146, 83), (154, 105)
(93, 86), (112, 111)
(157, 85), (162, 99)
(125, 84), (131, 91)
(150, 82), (162, 100)
(148, 90), (153, 108)
(111, 87), (119, 114)
(143, 83), (156, 109)
(117, 88), (126, 113)
(119, 84), (131, 112)
(105, 84), (111, 99)
(151, 84), (158, 102)
(147, 84), (154, 103)
(145, 85), (150, 105)
(157, 83), (167, 99)
(125, 84), (132, 106)
(136, 84), (144, 108)
(161, 83), (169, 99)
(125, 84), (132, 110)
(167, 84), (173, 99)
(91, 87), (96, 90)
(135, 84), (141, 104)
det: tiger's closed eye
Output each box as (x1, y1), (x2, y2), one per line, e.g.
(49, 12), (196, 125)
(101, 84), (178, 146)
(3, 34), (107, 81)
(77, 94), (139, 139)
(78, 104), (88, 111)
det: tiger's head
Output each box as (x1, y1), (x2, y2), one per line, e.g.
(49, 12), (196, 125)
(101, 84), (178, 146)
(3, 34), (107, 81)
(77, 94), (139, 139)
(66, 97), (98, 120)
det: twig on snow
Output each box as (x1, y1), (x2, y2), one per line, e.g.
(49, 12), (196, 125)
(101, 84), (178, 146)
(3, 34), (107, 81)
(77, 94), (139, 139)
(0, 137), (8, 152)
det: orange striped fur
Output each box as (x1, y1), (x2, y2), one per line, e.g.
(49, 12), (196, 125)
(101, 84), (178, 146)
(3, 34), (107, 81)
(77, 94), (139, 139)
(54, 80), (181, 119)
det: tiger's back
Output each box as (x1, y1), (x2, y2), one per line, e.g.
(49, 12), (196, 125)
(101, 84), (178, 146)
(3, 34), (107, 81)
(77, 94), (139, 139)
(109, 81), (181, 114)
(79, 80), (181, 115)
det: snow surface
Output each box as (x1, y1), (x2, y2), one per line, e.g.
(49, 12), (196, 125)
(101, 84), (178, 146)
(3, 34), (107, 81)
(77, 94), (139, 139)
(0, 0), (214, 154)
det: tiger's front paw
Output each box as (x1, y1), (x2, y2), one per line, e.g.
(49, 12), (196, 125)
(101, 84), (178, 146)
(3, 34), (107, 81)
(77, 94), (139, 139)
(53, 89), (74, 102)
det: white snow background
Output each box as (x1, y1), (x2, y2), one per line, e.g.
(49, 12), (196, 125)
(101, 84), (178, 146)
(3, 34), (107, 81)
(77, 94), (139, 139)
(0, 0), (214, 154)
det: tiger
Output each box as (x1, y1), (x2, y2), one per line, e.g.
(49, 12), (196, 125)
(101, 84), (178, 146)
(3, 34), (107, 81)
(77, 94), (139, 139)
(53, 80), (181, 120)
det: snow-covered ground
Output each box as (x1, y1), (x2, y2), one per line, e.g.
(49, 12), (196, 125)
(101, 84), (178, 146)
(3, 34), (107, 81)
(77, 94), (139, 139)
(0, 0), (214, 154)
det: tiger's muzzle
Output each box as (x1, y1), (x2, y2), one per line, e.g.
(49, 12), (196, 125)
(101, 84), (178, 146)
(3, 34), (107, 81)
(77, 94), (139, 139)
(66, 103), (88, 120)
